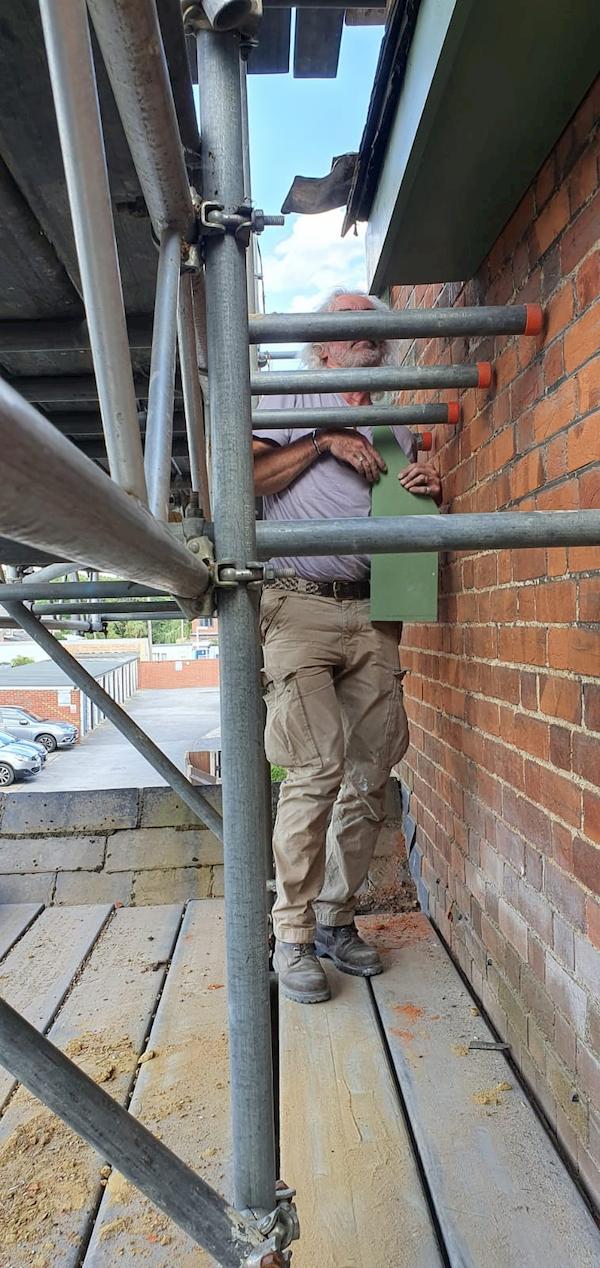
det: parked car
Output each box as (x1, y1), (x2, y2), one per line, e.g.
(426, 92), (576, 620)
(0, 707), (78, 752)
(0, 743), (42, 787)
(0, 729), (47, 764)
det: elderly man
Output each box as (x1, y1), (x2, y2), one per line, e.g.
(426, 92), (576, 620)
(254, 290), (442, 1003)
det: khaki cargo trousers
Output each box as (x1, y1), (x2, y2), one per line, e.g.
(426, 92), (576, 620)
(260, 586), (409, 944)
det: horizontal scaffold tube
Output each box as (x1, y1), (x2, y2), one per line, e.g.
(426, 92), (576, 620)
(0, 582), (166, 602)
(29, 602), (180, 617)
(0, 996), (260, 1266)
(4, 603), (223, 839)
(0, 379), (209, 601)
(86, 0), (196, 239)
(252, 363), (492, 395)
(250, 304), (543, 344)
(256, 511), (600, 557)
(252, 403), (459, 430)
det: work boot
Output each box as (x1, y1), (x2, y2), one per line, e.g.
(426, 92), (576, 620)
(315, 922), (383, 977)
(273, 940), (331, 1004)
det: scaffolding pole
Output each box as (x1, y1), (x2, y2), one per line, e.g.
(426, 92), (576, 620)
(178, 272), (212, 514)
(251, 363), (492, 394)
(0, 996), (262, 1267)
(38, 0), (147, 503)
(196, 24), (277, 1215)
(0, 582), (165, 602)
(2, 602), (223, 839)
(144, 228), (182, 520)
(0, 379), (209, 600)
(252, 402), (459, 429)
(250, 303), (543, 343)
(256, 511), (600, 557)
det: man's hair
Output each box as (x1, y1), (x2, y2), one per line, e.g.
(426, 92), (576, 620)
(298, 287), (395, 370)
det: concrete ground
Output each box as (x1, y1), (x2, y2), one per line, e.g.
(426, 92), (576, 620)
(11, 688), (221, 791)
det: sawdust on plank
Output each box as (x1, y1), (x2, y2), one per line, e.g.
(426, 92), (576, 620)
(473, 1080), (513, 1106)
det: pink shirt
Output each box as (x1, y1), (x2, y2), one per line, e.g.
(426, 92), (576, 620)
(255, 392), (417, 582)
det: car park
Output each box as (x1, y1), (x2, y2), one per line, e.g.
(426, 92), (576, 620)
(0, 707), (78, 752)
(0, 743), (42, 786)
(0, 729), (47, 764)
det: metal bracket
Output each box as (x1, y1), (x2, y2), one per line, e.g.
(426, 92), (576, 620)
(194, 195), (284, 250)
(242, 1184), (300, 1266)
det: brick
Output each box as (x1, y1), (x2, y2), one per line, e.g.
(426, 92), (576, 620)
(567, 544), (600, 572)
(583, 683), (600, 732)
(543, 339), (564, 390)
(565, 305), (600, 374)
(545, 952), (587, 1034)
(543, 433), (567, 483)
(529, 378), (578, 445)
(547, 626), (600, 674)
(509, 450), (544, 500)
(584, 790), (600, 845)
(551, 821), (574, 872)
(0, 788), (139, 836)
(211, 864), (224, 897)
(572, 733), (599, 786)
(574, 932), (600, 997)
(545, 861), (587, 931)
(579, 467), (600, 512)
(519, 672), (538, 711)
(534, 580), (577, 624)
(512, 548), (547, 582)
(566, 411), (600, 472)
(503, 787), (551, 852)
(579, 576), (600, 621)
(132, 866), (211, 905)
(524, 760), (581, 827)
(548, 724), (571, 772)
(521, 963), (555, 1038)
(546, 1049), (588, 1135)
(516, 878), (553, 943)
(561, 189), (600, 276)
(577, 357), (600, 415)
(576, 249), (600, 310)
(139, 785), (222, 828)
(498, 897), (528, 958)
(498, 626), (547, 667)
(536, 479), (580, 512)
(587, 897), (600, 949)
(54, 870), (133, 905)
(553, 912), (575, 971)
(106, 827), (222, 872)
(527, 1015), (548, 1073)
(555, 1010), (577, 1071)
(0, 872), (55, 904)
(577, 1040), (600, 1112)
(545, 281), (575, 343)
(539, 675), (581, 724)
(534, 185), (570, 255)
(0, 835), (104, 874)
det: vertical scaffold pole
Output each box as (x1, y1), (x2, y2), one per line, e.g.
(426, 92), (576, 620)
(195, 27), (277, 1214)
(144, 227), (181, 520)
(38, 0), (147, 504)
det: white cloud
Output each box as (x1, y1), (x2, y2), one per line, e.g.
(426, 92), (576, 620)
(261, 209), (367, 313)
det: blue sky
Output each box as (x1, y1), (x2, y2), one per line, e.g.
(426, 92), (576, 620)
(247, 24), (383, 317)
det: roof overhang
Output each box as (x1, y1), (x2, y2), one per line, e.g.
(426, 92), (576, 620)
(355, 0), (600, 289)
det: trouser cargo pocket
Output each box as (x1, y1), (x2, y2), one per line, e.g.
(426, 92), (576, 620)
(263, 675), (319, 768)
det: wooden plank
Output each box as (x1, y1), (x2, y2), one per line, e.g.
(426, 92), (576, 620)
(0, 903), (43, 961)
(83, 900), (230, 1266)
(0, 904), (183, 1266)
(0, 904), (112, 1109)
(279, 965), (442, 1268)
(293, 10), (343, 78)
(370, 913), (600, 1267)
(248, 10), (291, 75)
(370, 429), (438, 621)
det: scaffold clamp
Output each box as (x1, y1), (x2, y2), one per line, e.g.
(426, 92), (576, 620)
(242, 1182), (300, 1265)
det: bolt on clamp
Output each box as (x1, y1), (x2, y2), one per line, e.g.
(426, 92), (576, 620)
(242, 1183), (299, 1266)
(215, 563), (295, 590)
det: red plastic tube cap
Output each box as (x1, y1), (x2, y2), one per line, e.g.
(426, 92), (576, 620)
(447, 402), (460, 425)
(524, 303), (544, 336)
(477, 361), (493, 389)
(419, 430), (433, 451)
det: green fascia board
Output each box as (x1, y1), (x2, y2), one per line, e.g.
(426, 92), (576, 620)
(370, 430), (439, 623)
(366, 0), (600, 288)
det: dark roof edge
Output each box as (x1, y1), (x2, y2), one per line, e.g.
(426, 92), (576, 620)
(343, 0), (422, 235)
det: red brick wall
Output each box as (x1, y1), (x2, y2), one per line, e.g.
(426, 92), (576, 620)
(139, 660), (220, 689)
(392, 79), (600, 1203)
(0, 689), (79, 725)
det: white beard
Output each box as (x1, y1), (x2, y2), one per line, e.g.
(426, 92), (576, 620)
(332, 344), (384, 368)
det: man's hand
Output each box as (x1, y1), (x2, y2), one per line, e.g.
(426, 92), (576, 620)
(398, 461), (442, 505)
(320, 429), (387, 484)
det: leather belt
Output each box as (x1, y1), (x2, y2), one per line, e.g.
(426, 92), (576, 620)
(263, 575), (370, 600)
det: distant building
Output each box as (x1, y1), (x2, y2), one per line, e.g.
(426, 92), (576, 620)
(0, 654), (138, 737)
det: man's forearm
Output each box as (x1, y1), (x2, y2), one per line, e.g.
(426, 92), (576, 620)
(254, 434), (321, 495)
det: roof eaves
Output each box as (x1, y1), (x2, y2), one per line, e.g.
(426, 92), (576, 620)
(343, 0), (422, 235)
